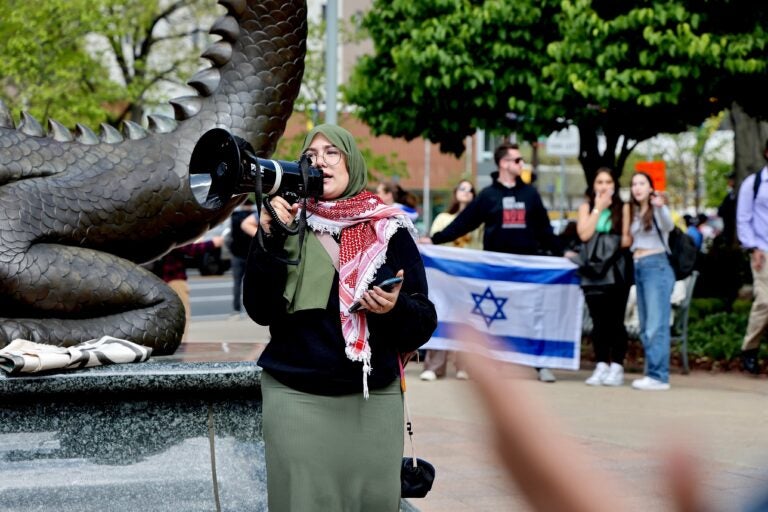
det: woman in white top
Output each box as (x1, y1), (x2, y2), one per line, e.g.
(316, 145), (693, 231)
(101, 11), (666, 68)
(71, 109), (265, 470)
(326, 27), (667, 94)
(624, 172), (675, 391)
(420, 180), (481, 381)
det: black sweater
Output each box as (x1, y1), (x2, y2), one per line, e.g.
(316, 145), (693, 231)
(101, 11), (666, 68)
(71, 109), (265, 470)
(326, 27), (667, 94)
(432, 174), (560, 255)
(243, 228), (437, 396)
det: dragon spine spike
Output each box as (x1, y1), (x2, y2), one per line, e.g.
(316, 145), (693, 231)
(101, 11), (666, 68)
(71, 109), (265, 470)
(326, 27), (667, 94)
(100, 123), (124, 143)
(187, 68), (221, 97)
(147, 115), (177, 134)
(169, 96), (203, 120)
(19, 111), (44, 137)
(121, 120), (148, 140)
(75, 123), (99, 145)
(218, 0), (246, 16)
(210, 15), (240, 41)
(47, 119), (74, 142)
(201, 41), (233, 66)
(0, 100), (14, 129)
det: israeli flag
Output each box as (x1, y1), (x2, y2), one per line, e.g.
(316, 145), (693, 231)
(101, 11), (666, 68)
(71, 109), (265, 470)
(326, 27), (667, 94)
(420, 245), (583, 370)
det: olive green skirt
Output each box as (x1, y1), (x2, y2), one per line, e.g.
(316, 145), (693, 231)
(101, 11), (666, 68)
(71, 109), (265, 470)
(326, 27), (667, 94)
(261, 373), (404, 512)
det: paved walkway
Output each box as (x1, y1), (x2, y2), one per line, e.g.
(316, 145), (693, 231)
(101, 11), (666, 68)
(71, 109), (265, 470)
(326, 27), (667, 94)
(186, 317), (768, 512)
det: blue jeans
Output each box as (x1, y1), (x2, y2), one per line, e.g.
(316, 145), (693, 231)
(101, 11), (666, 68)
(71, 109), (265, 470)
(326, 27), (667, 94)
(634, 252), (675, 383)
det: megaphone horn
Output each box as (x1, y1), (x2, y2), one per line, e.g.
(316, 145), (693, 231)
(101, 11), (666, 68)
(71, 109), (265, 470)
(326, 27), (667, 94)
(188, 128), (324, 210)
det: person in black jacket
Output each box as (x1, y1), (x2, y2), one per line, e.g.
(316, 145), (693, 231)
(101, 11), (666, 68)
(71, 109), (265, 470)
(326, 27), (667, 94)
(426, 143), (559, 256)
(422, 142), (560, 382)
(243, 124), (437, 512)
(227, 198), (254, 317)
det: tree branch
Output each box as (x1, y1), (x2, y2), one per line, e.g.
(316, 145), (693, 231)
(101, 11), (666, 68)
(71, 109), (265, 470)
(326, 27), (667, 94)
(138, 0), (189, 61)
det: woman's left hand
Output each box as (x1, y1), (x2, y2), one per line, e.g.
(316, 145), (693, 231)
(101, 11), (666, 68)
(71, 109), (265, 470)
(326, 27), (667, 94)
(650, 191), (667, 207)
(359, 270), (404, 315)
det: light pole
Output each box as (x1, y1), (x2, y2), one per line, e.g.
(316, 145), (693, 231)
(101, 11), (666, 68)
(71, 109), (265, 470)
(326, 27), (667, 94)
(324, 0), (338, 125)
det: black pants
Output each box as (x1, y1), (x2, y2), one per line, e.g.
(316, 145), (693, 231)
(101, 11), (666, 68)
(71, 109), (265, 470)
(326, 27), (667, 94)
(585, 284), (630, 364)
(231, 255), (247, 312)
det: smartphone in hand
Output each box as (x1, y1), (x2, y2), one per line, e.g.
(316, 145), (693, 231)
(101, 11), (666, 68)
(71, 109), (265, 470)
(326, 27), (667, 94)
(348, 276), (404, 313)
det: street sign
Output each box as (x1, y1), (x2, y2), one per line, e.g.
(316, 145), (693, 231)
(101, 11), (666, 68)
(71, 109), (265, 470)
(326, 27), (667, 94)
(634, 161), (667, 191)
(546, 126), (580, 157)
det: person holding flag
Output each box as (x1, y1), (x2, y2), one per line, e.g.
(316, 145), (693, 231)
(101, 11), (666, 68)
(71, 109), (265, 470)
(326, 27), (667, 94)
(422, 142), (562, 382)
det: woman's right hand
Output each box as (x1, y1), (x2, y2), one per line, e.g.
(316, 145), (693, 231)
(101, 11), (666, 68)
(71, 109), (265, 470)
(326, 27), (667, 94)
(594, 189), (612, 211)
(260, 196), (299, 234)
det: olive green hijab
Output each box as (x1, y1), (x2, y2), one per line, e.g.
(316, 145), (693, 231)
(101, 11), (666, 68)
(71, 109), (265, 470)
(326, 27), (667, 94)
(283, 124), (368, 312)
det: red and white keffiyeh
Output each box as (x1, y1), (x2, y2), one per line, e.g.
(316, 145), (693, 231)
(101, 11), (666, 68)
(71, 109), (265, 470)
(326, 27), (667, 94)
(303, 191), (418, 397)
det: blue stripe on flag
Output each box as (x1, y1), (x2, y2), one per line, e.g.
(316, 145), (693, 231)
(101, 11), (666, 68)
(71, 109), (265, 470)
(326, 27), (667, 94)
(434, 321), (576, 359)
(421, 253), (579, 285)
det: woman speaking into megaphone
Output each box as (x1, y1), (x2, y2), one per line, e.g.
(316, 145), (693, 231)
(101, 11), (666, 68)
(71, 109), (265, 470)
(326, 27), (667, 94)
(242, 124), (437, 512)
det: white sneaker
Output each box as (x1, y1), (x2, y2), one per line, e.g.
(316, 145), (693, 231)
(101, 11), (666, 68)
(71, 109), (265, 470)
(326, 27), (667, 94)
(455, 370), (470, 380)
(420, 370), (437, 381)
(537, 368), (556, 383)
(631, 376), (670, 391)
(585, 362), (610, 386)
(602, 363), (624, 387)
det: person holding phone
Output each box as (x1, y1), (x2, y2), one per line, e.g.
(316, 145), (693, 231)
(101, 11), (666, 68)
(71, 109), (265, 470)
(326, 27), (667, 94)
(242, 124), (437, 511)
(576, 168), (632, 386)
(625, 172), (675, 391)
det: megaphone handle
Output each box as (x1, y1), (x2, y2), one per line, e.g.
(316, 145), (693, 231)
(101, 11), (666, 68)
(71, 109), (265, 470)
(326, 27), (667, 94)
(262, 198), (299, 235)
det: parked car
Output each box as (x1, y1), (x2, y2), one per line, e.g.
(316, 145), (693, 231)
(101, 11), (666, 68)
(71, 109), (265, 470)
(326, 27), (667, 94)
(187, 222), (232, 275)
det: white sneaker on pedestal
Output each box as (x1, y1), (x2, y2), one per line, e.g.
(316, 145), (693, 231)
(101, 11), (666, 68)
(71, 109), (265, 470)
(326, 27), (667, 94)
(585, 362), (609, 386)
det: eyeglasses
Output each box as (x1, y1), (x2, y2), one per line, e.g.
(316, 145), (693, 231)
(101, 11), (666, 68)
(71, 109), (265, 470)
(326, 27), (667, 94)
(502, 156), (524, 164)
(303, 147), (343, 166)
(457, 185), (473, 193)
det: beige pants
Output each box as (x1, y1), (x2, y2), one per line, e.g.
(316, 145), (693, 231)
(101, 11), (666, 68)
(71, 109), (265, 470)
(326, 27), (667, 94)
(167, 279), (190, 342)
(423, 349), (466, 377)
(743, 260), (768, 351)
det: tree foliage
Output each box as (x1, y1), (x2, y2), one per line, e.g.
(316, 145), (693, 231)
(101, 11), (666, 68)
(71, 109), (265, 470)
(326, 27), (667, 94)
(0, 0), (117, 127)
(346, 0), (768, 184)
(0, 0), (219, 129)
(287, 15), (409, 182)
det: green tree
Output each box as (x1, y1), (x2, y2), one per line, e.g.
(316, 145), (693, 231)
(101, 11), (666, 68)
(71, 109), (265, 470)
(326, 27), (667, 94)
(294, 15), (366, 126)
(0, 0), (219, 129)
(286, 14), (408, 182)
(0, 0), (118, 127)
(703, 158), (734, 209)
(346, 0), (768, 185)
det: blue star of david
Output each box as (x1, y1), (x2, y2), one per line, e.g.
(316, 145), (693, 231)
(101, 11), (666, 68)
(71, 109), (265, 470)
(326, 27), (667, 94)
(471, 286), (508, 327)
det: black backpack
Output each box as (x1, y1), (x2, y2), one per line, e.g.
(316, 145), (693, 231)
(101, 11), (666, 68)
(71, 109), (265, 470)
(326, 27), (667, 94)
(652, 219), (697, 280)
(665, 226), (698, 280)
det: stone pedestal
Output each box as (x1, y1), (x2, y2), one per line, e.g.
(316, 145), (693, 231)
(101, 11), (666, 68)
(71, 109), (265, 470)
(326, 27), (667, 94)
(0, 361), (265, 512)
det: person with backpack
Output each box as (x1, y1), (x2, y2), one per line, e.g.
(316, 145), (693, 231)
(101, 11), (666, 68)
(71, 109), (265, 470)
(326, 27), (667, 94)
(736, 138), (768, 375)
(625, 172), (675, 391)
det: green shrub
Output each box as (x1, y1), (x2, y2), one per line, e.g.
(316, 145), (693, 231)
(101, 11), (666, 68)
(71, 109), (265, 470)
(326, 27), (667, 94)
(689, 298), (726, 322)
(732, 298), (753, 315)
(687, 312), (748, 361)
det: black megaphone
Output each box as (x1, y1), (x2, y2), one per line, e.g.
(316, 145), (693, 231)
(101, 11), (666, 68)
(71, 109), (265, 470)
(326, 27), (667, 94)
(188, 128), (323, 209)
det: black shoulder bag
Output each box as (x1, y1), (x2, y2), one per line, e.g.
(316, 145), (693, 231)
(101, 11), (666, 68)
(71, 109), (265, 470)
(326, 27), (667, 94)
(574, 232), (623, 289)
(399, 356), (436, 499)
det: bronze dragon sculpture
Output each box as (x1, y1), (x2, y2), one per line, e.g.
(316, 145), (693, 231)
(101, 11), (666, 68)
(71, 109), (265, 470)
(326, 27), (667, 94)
(0, 0), (306, 354)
